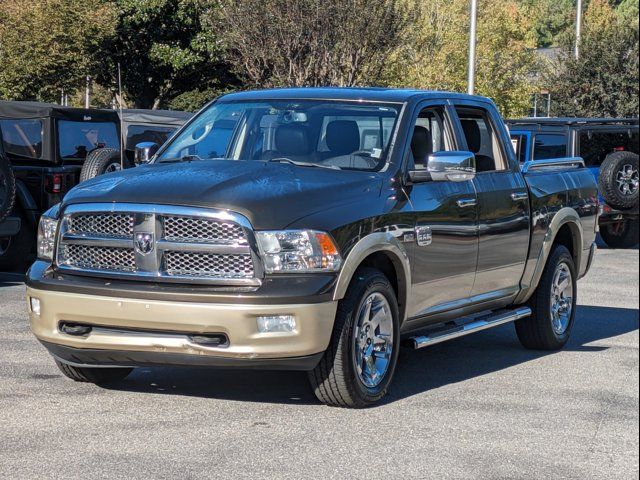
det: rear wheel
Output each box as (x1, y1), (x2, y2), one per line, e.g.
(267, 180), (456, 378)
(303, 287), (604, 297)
(54, 359), (133, 385)
(600, 219), (639, 249)
(308, 268), (400, 408)
(516, 245), (577, 350)
(79, 148), (131, 183)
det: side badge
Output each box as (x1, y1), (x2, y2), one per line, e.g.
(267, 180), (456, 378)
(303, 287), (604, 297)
(415, 226), (433, 247)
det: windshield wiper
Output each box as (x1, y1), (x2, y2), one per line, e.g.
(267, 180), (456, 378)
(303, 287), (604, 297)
(268, 157), (341, 170)
(158, 154), (204, 163)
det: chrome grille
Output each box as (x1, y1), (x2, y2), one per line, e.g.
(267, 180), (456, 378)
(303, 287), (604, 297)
(164, 216), (247, 244)
(55, 204), (261, 286)
(165, 252), (254, 278)
(67, 213), (134, 238)
(59, 244), (136, 272)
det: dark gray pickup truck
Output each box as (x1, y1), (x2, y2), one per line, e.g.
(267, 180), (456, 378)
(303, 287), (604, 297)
(26, 88), (598, 407)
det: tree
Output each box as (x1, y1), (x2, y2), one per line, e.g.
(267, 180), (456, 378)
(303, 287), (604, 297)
(546, 0), (639, 117)
(96, 0), (235, 109)
(384, 0), (538, 117)
(216, 0), (405, 88)
(0, 0), (116, 103)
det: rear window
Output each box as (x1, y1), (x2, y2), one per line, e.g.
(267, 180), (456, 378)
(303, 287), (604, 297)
(125, 125), (177, 151)
(58, 120), (119, 160)
(533, 134), (567, 160)
(579, 130), (640, 167)
(0, 118), (44, 159)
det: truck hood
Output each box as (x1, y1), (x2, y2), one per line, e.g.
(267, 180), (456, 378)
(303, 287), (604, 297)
(63, 160), (383, 229)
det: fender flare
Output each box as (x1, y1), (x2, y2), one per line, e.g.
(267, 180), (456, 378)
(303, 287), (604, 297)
(332, 232), (412, 322)
(515, 207), (584, 304)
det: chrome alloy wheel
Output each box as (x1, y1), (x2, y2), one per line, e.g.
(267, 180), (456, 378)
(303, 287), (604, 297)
(616, 164), (639, 196)
(105, 162), (122, 174)
(353, 292), (394, 388)
(550, 262), (573, 335)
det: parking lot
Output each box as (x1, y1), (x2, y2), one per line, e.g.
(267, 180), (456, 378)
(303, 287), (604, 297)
(0, 244), (637, 480)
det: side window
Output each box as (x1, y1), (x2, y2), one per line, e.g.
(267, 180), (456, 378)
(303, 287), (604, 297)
(125, 125), (176, 151)
(456, 107), (507, 172)
(533, 134), (567, 160)
(409, 107), (452, 170)
(0, 118), (44, 159)
(510, 133), (529, 164)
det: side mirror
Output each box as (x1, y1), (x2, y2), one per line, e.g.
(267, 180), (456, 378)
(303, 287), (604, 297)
(134, 142), (159, 165)
(409, 151), (476, 183)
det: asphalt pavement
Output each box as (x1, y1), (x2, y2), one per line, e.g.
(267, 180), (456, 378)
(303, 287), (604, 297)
(0, 245), (638, 480)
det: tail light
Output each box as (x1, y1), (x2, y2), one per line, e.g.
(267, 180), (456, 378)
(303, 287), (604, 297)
(44, 173), (64, 194)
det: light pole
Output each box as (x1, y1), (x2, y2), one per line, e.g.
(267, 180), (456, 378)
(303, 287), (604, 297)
(467, 0), (478, 95)
(575, 0), (583, 59)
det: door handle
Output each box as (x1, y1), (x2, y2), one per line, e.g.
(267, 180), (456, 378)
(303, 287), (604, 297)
(511, 192), (529, 202)
(457, 198), (477, 208)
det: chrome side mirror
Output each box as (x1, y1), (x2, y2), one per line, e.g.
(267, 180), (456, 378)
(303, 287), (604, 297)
(426, 151), (476, 182)
(134, 142), (160, 165)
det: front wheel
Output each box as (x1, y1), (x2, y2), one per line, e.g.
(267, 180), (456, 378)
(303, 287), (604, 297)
(515, 245), (577, 350)
(308, 268), (400, 408)
(54, 359), (133, 385)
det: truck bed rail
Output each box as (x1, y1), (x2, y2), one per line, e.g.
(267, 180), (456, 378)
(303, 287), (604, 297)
(521, 157), (585, 173)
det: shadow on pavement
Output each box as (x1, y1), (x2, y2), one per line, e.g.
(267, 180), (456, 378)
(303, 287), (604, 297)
(0, 272), (25, 288)
(101, 304), (639, 406)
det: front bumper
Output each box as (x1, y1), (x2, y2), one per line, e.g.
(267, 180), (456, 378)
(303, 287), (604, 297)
(26, 286), (337, 371)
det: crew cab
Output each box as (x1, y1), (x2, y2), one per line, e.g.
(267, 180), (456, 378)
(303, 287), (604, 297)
(26, 88), (598, 407)
(509, 118), (638, 248)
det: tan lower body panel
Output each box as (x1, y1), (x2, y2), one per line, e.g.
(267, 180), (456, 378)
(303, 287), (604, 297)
(26, 287), (338, 361)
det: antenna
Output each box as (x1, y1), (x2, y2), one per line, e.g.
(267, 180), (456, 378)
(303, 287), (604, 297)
(117, 63), (125, 170)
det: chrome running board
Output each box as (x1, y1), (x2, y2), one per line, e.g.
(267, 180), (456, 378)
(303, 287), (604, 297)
(409, 307), (532, 350)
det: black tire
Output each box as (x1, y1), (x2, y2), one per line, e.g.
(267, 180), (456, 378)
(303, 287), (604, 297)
(0, 153), (16, 223)
(54, 359), (133, 385)
(79, 148), (131, 183)
(515, 245), (577, 351)
(599, 151), (639, 210)
(308, 267), (400, 408)
(600, 219), (639, 249)
(0, 210), (34, 271)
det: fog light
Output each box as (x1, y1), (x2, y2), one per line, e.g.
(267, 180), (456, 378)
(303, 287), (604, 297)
(257, 315), (297, 333)
(30, 297), (41, 316)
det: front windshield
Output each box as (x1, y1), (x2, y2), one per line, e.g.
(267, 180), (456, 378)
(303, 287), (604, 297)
(58, 120), (120, 160)
(157, 100), (401, 171)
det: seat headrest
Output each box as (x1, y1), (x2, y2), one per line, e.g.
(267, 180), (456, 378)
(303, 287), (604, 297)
(275, 124), (312, 156)
(326, 120), (360, 156)
(460, 119), (482, 154)
(411, 126), (432, 167)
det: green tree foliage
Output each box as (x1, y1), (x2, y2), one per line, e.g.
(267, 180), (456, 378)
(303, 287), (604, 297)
(0, 0), (116, 103)
(94, 0), (234, 110)
(546, 0), (639, 117)
(384, 0), (538, 117)
(519, 0), (576, 48)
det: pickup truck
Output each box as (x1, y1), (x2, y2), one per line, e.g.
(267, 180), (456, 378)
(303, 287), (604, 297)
(26, 88), (598, 407)
(508, 118), (638, 248)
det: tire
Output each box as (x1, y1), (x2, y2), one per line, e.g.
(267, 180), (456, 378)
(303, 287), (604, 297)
(54, 359), (133, 385)
(308, 267), (400, 408)
(515, 245), (577, 351)
(0, 210), (34, 271)
(79, 148), (131, 183)
(600, 219), (639, 249)
(599, 151), (639, 210)
(0, 153), (16, 223)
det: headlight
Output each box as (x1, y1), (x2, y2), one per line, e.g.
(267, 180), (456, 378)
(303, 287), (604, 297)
(256, 230), (342, 273)
(37, 210), (59, 261)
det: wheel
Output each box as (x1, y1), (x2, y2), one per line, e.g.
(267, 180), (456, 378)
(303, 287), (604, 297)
(54, 359), (133, 384)
(0, 210), (34, 270)
(515, 245), (577, 350)
(79, 148), (131, 183)
(599, 219), (639, 249)
(0, 152), (16, 223)
(308, 267), (400, 408)
(599, 151), (639, 210)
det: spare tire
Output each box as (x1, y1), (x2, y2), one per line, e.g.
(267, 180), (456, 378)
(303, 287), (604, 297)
(80, 148), (132, 183)
(0, 153), (16, 223)
(598, 151), (639, 210)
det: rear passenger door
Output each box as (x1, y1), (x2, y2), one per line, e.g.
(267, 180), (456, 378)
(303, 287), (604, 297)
(453, 103), (530, 301)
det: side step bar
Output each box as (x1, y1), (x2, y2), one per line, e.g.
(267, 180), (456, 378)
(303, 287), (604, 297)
(409, 306), (532, 350)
